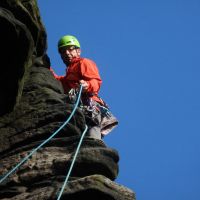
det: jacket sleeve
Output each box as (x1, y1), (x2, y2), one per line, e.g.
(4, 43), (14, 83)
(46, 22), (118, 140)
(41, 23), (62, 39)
(80, 59), (102, 94)
(50, 67), (65, 81)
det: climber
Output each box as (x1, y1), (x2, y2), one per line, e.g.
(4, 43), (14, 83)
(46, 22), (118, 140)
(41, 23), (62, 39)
(50, 35), (118, 139)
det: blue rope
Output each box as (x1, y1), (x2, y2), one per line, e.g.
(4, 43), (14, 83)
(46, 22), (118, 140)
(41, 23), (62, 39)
(57, 124), (88, 200)
(0, 85), (83, 184)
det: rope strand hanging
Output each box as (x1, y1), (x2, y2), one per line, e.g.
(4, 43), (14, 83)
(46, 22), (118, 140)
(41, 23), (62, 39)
(0, 84), (84, 184)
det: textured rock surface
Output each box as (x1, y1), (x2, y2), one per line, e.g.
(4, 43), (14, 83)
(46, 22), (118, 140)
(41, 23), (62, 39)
(0, 1), (135, 199)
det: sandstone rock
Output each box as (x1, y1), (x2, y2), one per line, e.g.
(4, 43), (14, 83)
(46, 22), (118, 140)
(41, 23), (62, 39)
(0, 1), (135, 199)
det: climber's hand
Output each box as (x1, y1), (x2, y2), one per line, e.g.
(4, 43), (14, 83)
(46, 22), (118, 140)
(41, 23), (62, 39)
(79, 80), (89, 91)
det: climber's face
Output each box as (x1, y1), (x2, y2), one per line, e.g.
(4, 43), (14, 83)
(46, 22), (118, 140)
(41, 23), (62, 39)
(59, 45), (81, 65)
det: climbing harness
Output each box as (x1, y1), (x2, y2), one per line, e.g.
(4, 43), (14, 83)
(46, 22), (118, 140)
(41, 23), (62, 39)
(0, 84), (88, 199)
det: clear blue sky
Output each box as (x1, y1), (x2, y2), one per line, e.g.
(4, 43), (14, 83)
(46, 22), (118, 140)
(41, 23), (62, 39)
(37, 1), (200, 199)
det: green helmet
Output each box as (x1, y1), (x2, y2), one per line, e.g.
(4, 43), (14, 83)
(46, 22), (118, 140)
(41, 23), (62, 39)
(58, 35), (81, 49)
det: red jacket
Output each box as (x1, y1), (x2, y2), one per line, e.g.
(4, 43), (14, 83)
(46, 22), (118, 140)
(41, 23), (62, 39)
(51, 57), (102, 103)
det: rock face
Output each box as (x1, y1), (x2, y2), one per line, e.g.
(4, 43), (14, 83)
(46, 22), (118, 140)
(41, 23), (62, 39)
(0, 1), (135, 199)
